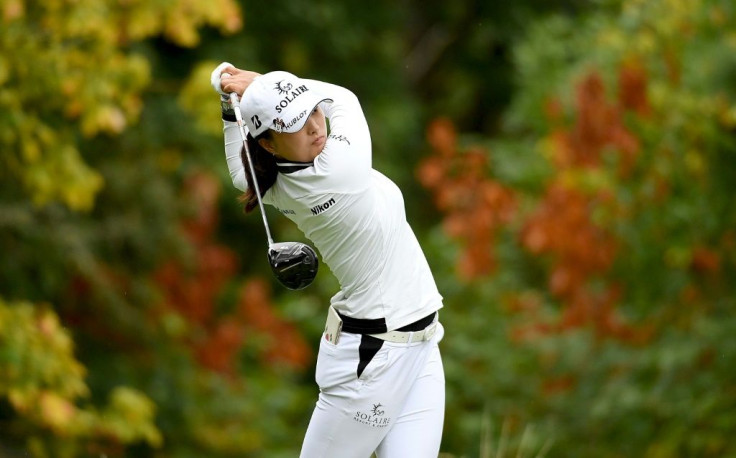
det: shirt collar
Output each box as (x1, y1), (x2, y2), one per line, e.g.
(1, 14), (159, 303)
(275, 157), (313, 174)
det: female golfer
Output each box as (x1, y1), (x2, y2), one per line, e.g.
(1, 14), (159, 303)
(211, 63), (445, 457)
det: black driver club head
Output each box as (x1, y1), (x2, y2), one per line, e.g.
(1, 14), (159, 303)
(267, 242), (319, 290)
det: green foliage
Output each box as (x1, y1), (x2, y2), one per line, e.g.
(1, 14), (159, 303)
(0, 299), (161, 455)
(421, 0), (736, 456)
(0, 0), (240, 210)
(2, 0), (735, 456)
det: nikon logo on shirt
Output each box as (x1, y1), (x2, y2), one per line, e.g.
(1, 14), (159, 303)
(311, 197), (336, 215)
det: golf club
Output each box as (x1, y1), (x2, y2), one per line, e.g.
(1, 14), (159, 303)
(229, 91), (319, 290)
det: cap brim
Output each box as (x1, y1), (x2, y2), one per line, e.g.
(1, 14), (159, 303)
(282, 97), (333, 134)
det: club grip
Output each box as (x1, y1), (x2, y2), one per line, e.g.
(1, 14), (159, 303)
(229, 92), (243, 123)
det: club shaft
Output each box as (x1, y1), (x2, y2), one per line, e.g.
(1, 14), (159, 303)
(230, 92), (274, 247)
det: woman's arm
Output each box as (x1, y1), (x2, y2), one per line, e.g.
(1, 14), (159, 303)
(306, 80), (370, 147)
(211, 63), (261, 191)
(223, 120), (248, 191)
(305, 80), (373, 180)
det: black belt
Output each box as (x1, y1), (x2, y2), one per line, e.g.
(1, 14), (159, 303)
(338, 311), (437, 335)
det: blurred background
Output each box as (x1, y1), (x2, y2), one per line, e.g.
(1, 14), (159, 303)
(1, 0), (735, 456)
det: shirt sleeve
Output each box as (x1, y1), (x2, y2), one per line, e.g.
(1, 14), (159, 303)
(223, 120), (248, 192)
(305, 80), (373, 191)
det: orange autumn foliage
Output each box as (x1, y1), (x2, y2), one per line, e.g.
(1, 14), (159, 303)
(690, 246), (721, 274)
(418, 118), (516, 279)
(551, 71), (640, 175)
(155, 173), (237, 326)
(237, 279), (311, 370)
(519, 68), (651, 342)
(154, 171), (310, 374)
(618, 57), (651, 117)
(419, 63), (658, 344)
(521, 183), (617, 295)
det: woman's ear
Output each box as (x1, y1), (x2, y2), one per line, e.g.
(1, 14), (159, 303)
(258, 138), (276, 155)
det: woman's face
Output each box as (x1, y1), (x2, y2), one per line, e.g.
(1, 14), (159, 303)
(259, 107), (327, 162)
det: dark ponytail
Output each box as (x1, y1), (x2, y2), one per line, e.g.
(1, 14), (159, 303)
(239, 130), (278, 213)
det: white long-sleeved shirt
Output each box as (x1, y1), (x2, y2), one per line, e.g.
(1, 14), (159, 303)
(223, 80), (442, 331)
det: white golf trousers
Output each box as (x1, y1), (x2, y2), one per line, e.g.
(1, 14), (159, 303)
(300, 323), (445, 457)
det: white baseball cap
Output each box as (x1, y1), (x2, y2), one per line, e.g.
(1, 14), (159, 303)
(240, 71), (332, 137)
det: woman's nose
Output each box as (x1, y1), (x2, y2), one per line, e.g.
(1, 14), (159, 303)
(306, 113), (319, 133)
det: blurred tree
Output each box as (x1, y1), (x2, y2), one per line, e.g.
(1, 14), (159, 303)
(0, 0), (239, 211)
(7, 0), (734, 456)
(0, 299), (161, 456)
(418, 0), (736, 455)
(0, 0), (602, 454)
(0, 0), (297, 456)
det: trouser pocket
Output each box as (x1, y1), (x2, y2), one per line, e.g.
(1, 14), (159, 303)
(357, 335), (383, 378)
